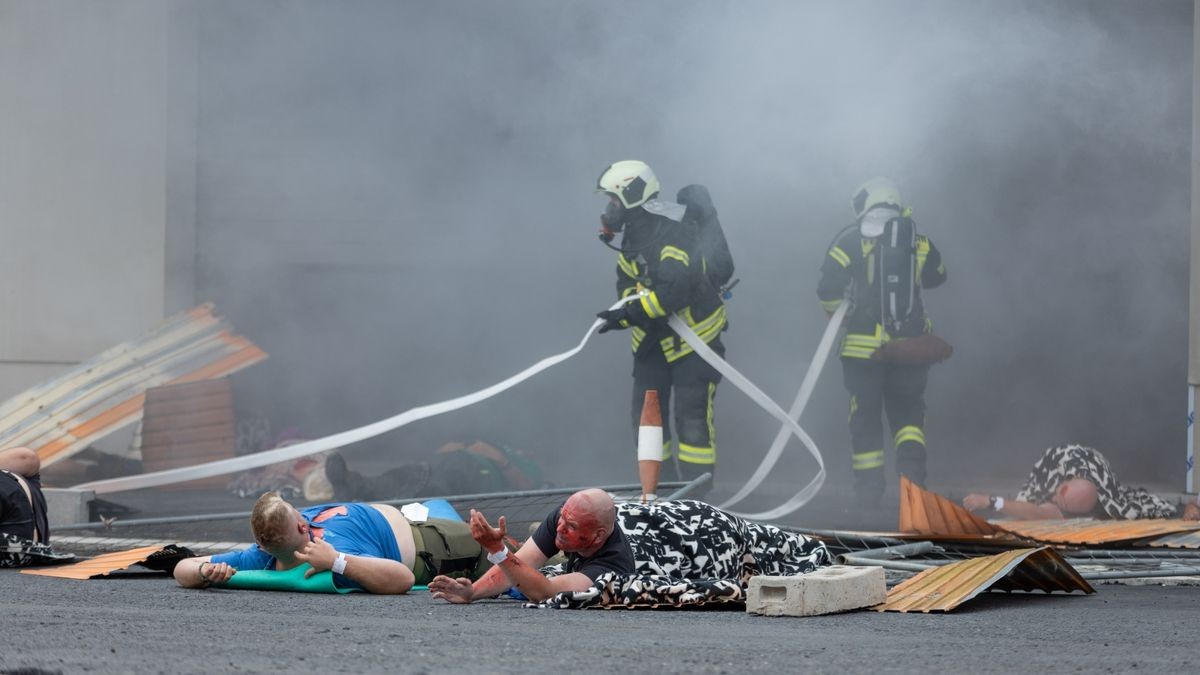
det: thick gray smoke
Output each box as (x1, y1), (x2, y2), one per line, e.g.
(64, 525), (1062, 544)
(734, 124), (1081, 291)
(192, 0), (1193, 495)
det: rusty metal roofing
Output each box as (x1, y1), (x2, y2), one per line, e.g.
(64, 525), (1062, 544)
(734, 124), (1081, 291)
(20, 544), (190, 580)
(998, 519), (1200, 546)
(898, 478), (1200, 547)
(898, 475), (1002, 537)
(0, 304), (266, 467)
(875, 546), (1094, 613)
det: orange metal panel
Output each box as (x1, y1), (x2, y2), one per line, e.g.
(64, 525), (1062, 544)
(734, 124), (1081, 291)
(898, 480), (1200, 546)
(898, 476), (1001, 537)
(20, 546), (169, 580)
(996, 519), (1200, 546)
(875, 546), (1094, 613)
(1145, 530), (1200, 548)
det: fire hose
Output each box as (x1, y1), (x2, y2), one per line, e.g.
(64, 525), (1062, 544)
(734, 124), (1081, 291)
(76, 295), (843, 521)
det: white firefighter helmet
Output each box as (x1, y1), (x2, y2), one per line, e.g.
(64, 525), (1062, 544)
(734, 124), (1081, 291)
(596, 160), (661, 209)
(851, 176), (902, 221)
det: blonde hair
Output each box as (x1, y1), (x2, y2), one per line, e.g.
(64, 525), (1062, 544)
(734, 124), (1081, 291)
(250, 491), (293, 550)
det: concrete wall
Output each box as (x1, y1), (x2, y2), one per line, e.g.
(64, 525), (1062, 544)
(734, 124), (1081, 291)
(0, 1), (194, 402)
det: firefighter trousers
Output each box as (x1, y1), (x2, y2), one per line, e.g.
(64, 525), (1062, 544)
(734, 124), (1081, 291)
(841, 357), (930, 498)
(630, 341), (723, 482)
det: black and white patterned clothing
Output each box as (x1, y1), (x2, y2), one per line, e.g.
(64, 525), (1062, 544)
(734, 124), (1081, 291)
(0, 532), (73, 568)
(530, 499), (831, 609)
(1015, 444), (1179, 520)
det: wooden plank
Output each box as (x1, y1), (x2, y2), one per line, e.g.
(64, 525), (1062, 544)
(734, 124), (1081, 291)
(141, 423), (235, 448)
(142, 391), (233, 418)
(140, 408), (234, 434)
(144, 379), (231, 404)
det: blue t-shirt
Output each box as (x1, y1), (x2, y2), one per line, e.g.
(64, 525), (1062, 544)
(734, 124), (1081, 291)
(210, 502), (402, 590)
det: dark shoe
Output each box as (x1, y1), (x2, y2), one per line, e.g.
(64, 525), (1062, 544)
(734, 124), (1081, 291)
(323, 452), (357, 499)
(675, 462), (715, 500)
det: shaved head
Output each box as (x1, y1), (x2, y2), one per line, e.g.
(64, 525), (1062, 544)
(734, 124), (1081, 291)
(556, 489), (616, 553)
(1055, 478), (1099, 515)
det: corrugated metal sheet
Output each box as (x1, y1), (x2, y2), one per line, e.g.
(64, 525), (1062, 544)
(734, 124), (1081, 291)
(899, 475), (1003, 537)
(1146, 530), (1200, 548)
(875, 546), (1094, 613)
(898, 478), (1200, 546)
(0, 304), (266, 467)
(19, 545), (187, 580)
(999, 519), (1200, 546)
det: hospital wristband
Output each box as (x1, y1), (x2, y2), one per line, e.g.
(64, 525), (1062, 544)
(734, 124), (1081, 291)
(486, 547), (509, 565)
(331, 551), (348, 575)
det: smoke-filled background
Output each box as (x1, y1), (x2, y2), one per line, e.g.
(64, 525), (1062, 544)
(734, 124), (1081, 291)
(192, 0), (1192, 496)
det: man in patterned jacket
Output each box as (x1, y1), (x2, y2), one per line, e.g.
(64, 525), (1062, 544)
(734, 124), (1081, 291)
(429, 488), (832, 607)
(962, 444), (1200, 520)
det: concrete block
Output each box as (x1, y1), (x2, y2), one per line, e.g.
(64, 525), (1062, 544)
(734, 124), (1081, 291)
(746, 565), (887, 617)
(42, 487), (94, 528)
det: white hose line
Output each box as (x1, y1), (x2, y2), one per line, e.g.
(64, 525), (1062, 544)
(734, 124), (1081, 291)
(667, 316), (828, 520)
(73, 300), (633, 494)
(718, 301), (847, 511)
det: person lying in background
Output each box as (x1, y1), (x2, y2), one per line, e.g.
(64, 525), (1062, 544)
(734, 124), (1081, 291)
(963, 444), (1200, 520)
(173, 491), (491, 593)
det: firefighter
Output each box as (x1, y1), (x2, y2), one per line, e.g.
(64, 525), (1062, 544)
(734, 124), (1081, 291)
(817, 177), (947, 504)
(593, 160), (728, 488)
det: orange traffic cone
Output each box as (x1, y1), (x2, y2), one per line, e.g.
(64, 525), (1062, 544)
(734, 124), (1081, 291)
(637, 389), (664, 502)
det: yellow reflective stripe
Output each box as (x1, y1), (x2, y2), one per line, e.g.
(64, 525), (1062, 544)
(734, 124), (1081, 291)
(631, 326), (646, 352)
(660, 246), (690, 266)
(861, 239), (876, 256)
(894, 425), (926, 447)
(640, 291), (667, 318)
(915, 237), (930, 278)
(618, 254), (639, 279)
(659, 306), (727, 362)
(691, 306), (727, 342)
(853, 450), (885, 470)
(706, 381), (716, 459)
(820, 298), (843, 312)
(840, 325), (885, 359)
(848, 395), (858, 421)
(621, 286), (638, 298)
(678, 442), (715, 465)
(828, 246), (850, 268)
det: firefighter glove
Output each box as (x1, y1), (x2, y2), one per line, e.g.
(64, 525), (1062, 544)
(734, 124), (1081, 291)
(596, 307), (632, 334)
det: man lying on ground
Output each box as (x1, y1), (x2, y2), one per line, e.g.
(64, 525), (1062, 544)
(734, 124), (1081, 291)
(430, 489), (832, 608)
(1, 447), (54, 567)
(429, 488), (632, 603)
(962, 444), (1200, 521)
(174, 491), (491, 594)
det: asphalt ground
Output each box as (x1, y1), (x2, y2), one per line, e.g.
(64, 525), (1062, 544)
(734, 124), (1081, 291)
(1, 569), (1196, 674)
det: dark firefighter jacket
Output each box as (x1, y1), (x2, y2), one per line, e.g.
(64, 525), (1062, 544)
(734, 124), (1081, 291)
(615, 208), (727, 363)
(817, 220), (946, 359)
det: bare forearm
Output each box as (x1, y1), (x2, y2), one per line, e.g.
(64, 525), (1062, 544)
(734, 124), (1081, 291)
(1000, 500), (1063, 520)
(173, 557), (210, 588)
(341, 555), (414, 594)
(468, 565), (514, 600)
(494, 555), (562, 602)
